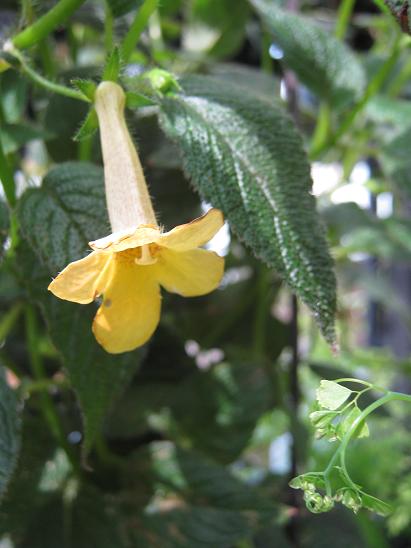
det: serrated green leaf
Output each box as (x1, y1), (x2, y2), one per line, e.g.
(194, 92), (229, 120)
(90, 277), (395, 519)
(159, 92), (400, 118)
(16, 162), (143, 451)
(317, 380), (351, 410)
(102, 47), (121, 83)
(158, 75), (336, 344)
(74, 108), (99, 141)
(251, 0), (366, 107)
(0, 366), (21, 501)
(106, 0), (143, 17)
(337, 406), (369, 440)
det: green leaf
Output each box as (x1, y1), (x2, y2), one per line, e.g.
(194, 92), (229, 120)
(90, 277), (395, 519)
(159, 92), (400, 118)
(337, 406), (369, 441)
(136, 443), (280, 546)
(71, 78), (96, 101)
(0, 366), (21, 501)
(74, 108), (99, 141)
(107, 0), (143, 17)
(362, 493), (392, 517)
(0, 123), (51, 154)
(0, 70), (28, 123)
(0, 200), (9, 256)
(316, 380), (351, 410)
(0, 414), (55, 538)
(158, 75), (336, 344)
(186, 0), (250, 58)
(17, 162), (143, 451)
(19, 486), (126, 548)
(251, 0), (365, 107)
(102, 47), (121, 83)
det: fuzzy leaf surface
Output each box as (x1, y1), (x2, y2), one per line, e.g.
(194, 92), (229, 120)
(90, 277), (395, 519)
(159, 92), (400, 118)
(159, 75), (336, 343)
(251, 0), (365, 107)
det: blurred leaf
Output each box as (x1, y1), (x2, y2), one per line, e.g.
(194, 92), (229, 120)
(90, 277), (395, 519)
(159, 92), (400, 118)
(382, 126), (411, 196)
(365, 95), (411, 136)
(159, 75), (336, 345)
(0, 414), (55, 538)
(0, 366), (21, 501)
(251, 0), (365, 107)
(19, 486), (126, 548)
(316, 380), (351, 410)
(170, 361), (271, 463)
(0, 200), (9, 256)
(206, 62), (278, 101)
(17, 163), (143, 451)
(186, 0), (250, 58)
(106, 0), (143, 17)
(0, 123), (50, 154)
(132, 442), (281, 547)
(0, 70), (28, 123)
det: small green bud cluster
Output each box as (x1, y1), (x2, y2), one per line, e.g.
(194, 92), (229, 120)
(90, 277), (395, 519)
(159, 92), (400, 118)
(290, 379), (392, 517)
(289, 474), (334, 514)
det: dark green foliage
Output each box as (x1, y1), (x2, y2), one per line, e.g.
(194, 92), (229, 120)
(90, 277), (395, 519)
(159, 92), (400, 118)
(251, 0), (365, 108)
(0, 200), (9, 255)
(106, 0), (143, 18)
(159, 75), (336, 345)
(0, 367), (21, 501)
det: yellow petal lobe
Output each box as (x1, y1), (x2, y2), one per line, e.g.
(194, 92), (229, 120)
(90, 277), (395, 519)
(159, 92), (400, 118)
(48, 251), (112, 304)
(160, 208), (224, 251)
(89, 225), (160, 252)
(92, 260), (161, 354)
(156, 247), (224, 297)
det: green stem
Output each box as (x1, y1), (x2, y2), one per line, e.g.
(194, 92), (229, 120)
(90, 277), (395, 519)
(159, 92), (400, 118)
(121, 0), (159, 62)
(12, 50), (87, 101)
(310, 35), (403, 160)
(325, 391), (411, 491)
(310, 102), (331, 155)
(0, 303), (22, 342)
(104, 0), (114, 52)
(335, 0), (355, 40)
(12, 0), (86, 50)
(25, 305), (79, 473)
(0, 136), (16, 208)
(38, 38), (56, 78)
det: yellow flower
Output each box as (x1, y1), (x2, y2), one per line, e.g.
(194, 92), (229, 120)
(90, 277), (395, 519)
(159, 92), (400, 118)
(48, 80), (225, 354)
(48, 208), (224, 354)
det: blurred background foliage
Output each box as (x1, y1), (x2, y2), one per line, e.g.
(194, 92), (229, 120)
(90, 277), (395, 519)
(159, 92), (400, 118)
(1, 0), (411, 546)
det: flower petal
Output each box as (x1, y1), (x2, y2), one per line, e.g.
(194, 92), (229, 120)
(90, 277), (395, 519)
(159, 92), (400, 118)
(159, 208), (224, 251)
(89, 225), (160, 252)
(48, 251), (112, 304)
(156, 248), (224, 297)
(92, 262), (161, 353)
